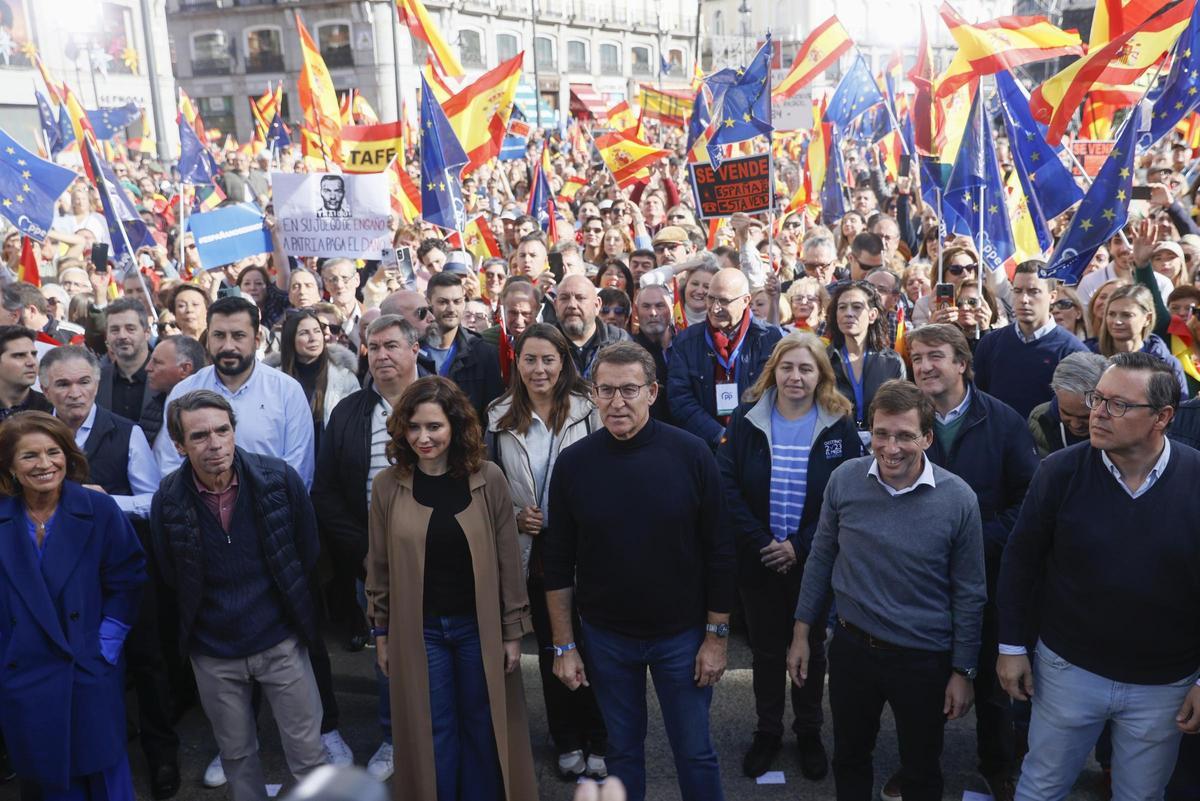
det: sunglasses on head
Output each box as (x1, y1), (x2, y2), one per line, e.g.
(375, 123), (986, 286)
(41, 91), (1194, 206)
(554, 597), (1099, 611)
(946, 263), (978, 276)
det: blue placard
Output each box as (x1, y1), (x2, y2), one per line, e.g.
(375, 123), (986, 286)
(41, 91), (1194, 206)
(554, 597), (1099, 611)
(187, 203), (273, 270)
(498, 136), (529, 161)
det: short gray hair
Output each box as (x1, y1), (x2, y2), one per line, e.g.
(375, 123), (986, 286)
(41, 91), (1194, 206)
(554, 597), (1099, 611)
(38, 345), (99, 385)
(366, 313), (421, 346)
(167, 389), (237, 445)
(1106, 351), (1181, 410)
(161, 335), (207, 371)
(802, 236), (836, 258)
(1049, 352), (1108, 397)
(591, 341), (656, 385)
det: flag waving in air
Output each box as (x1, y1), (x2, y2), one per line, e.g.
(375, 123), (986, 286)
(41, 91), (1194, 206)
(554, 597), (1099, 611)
(1148, 2), (1200, 145)
(397, 0), (464, 78)
(527, 143), (558, 240)
(295, 12), (344, 166)
(824, 55), (886, 129)
(440, 53), (524, 174)
(419, 73), (469, 232)
(0, 126), (77, 241)
(594, 131), (671, 188)
(773, 16), (853, 100)
(703, 35), (773, 167)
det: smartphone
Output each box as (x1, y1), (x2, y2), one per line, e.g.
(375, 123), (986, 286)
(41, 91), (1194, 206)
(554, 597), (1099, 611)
(91, 243), (110, 273)
(1131, 185), (1154, 201)
(138, 253), (154, 270)
(548, 251), (565, 282)
(934, 282), (956, 310)
(379, 246), (399, 269)
(217, 286), (242, 299)
(1192, 306), (1200, 319)
(397, 246), (416, 288)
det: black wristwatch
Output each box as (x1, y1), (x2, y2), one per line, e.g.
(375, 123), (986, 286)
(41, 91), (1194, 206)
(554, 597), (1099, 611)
(952, 666), (978, 680)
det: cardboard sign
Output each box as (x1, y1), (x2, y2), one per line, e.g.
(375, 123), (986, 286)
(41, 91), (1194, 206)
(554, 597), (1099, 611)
(186, 203), (272, 270)
(688, 154), (772, 219)
(273, 172), (391, 259)
(1071, 140), (1115, 177)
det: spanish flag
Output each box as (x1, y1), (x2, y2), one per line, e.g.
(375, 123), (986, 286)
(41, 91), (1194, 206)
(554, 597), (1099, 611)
(295, 12), (344, 166)
(18, 237), (40, 287)
(1081, 94), (1118, 139)
(594, 131), (671, 188)
(387, 157), (421, 223)
(558, 175), (586, 203)
(935, 3), (1084, 101)
(875, 130), (903, 182)
(1031, 0), (1196, 145)
(422, 59), (458, 104)
(396, 0), (464, 78)
(33, 53), (64, 106)
(604, 100), (640, 136)
(178, 87), (207, 145)
(441, 53), (524, 174)
(637, 84), (693, 127)
(1169, 315), (1200, 392)
(452, 214), (502, 262)
(354, 93), (380, 125)
(773, 16), (853, 100)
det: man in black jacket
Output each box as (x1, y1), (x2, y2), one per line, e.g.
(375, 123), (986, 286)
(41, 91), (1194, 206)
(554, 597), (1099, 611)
(632, 284), (673, 423)
(150, 390), (325, 801)
(97, 297), (154, 424)
(554, 274), (631, 378)
(421, 272), (505, 422)
(311, 314), (426, 780)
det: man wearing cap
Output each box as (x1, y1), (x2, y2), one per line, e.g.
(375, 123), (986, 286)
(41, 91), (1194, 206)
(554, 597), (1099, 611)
(500, 208), (521, 252)
(652, 226), (695, 268)
(421, 271), (505, 421)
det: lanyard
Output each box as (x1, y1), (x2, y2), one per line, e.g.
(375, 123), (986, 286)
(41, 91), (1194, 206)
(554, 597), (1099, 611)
(841, 347), (869, 424)
(705, 327), (748, 380)
(436, 340), (459, 377)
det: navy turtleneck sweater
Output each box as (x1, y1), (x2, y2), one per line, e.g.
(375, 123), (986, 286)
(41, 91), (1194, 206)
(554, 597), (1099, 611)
(543, 418), (735, 638)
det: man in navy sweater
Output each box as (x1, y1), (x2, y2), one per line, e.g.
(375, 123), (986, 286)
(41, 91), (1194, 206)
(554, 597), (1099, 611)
(543, 341), (736, 801)
(973, 262), (1087, 419)
(997, 353), (1200, 801)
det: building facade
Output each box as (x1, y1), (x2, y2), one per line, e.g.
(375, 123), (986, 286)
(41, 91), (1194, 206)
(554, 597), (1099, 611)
(166, 0), (699, 141)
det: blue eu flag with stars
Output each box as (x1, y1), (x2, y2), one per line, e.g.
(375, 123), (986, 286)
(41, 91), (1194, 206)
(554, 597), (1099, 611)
(825, 56), (886, 129)
(86, 103), (142, 140)
(35, 91), (61, 156)
(944, 92), (1015, 274)
(0, 126), (77, 241)
(178, 114), (217, 185)
(704, 35), (773, 168)
(1044, 106), (1141, 284)
(1148, 4), (1200, 146)
(266, 112), (291, 150)
(420, 74), (469, 232)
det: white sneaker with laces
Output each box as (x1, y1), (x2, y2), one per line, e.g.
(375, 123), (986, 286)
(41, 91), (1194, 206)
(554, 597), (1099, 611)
(366, 742), (394, 781)
(557, 749), (586, 779)
(202, 755), (226, 788)
(321, 730), (354, 766)
(585, 755), (608, 780)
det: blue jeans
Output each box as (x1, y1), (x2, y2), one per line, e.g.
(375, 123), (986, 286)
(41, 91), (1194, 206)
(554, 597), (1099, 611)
(1016, 640), (1198, 801)
(582, 621), (724, 801)
(424, 615), (502, 801)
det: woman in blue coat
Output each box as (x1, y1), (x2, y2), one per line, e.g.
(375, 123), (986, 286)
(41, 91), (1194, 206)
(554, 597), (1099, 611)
(0, 412), (145, 801)
(717, 332), (863, 783)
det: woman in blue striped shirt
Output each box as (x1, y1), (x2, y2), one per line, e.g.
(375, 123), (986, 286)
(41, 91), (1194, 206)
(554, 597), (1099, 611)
(717, 333), (864, 783)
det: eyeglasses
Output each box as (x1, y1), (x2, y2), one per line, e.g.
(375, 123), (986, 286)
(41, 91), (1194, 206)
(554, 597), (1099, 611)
(585, 227), (604, 234)
(1084, 390), (1159, 418)
(705, 293), (748, 308)
(593, 383), (649, 400)
(946, 263), (978, 276)
(870, 430), (923, 445)
(783, 220), (803, 230)
(416, 306), (432, 320)
(959, 297), (979, 308)
(156, 322), (179, 335)
(803, 261), (834, 271)
(668, 213), (690, 221)
(601, 306), (629, 316)
(185, 244), (197, 251)
(1050, 299), (1077, 310)
(319, 322), (344, 336)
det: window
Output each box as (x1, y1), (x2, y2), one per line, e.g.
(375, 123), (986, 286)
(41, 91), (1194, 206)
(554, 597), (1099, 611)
(317, 22), (353, 68)
(496, 33), (519, 65)
(101, 3), (136, 74)
(599, 43), (620, 76)
(460, 29), (484, 68)
(567, 40), (588, 72)
(191, 31), (231, 76)
(535, 36), (555, 70)
(713, 10), (724, 36)
(668, 48), (685, 73)
(196, 96), (235, 138)
(631, 46), (650, 75)
(245, 27), (283, 73)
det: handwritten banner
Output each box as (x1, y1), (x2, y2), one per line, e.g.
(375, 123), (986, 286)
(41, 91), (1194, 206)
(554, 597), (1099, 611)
(688, 154), (772, 219)
(273, 172), (391, 259)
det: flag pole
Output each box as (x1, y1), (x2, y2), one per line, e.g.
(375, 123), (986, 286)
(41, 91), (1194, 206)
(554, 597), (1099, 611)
(766, 30), (777, 285)
(936, 186), (944, 283)
(88, 137), (158, 320)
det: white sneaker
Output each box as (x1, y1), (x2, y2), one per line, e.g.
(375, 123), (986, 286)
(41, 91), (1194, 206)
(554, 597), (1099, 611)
(558, 749), (586, 779)
(202, 755), (226, 788)
(585, 755), (608, 780)
(366, 742), (394, 781)
(321, 730), (354, 767)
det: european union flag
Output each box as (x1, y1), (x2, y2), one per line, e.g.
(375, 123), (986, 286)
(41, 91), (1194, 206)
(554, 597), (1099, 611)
(528, 151), (556, 232)
(86, 103), (142, 140)
(820, 140), (847, 226)
(944, 91), (1015, 274)
(55, 105), (74, 152)
(178, 113), (217, 184)
(80, 136), (155, 265)
(705, 35), (773, 167)
(420, 74), (469, 232)
(0, 127), (77, 241)
(686, 84), (710, 156)
(825, 56), (886, 129)
(35, 91), (60, 156)
(1148, 3), (1200, 146)
(995, 70), (1082, 225)
(266, 111), (290, 150)
(1043, 106), (1140, 284)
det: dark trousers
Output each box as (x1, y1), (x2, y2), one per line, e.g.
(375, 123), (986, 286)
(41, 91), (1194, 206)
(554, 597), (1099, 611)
(424, 615), (502, 801)
(740, 568), (825, 739)
(828, 625), (951, 801)
(1167, 730), (1200, 801)
(125, 562), (181, 768)
(528, 576), (607, 756)
(976, 550), (1014, 775)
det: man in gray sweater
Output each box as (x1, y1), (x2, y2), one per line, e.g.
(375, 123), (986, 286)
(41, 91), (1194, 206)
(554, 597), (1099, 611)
(786, 380), (986, 801)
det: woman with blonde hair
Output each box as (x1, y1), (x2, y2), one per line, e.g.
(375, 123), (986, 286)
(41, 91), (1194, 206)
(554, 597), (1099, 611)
(1089, 284), (1189, 396)
(786, 278), (829, 335)
(1050, 286), (1088, 339)
(716, 333), (864, 781)
(1086, 278), (1128, 343)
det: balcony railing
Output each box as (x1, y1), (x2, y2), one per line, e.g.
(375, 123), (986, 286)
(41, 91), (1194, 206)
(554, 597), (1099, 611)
(567, 58), (589, 72)
(192, 57), (233, 75)
(599, 61), (620, 76)
(246, 52), (284, 72)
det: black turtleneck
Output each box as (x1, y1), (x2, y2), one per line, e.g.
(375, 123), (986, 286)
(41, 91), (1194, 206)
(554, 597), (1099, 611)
(293, 357), (322, 405)
(542, 418), (735, 638)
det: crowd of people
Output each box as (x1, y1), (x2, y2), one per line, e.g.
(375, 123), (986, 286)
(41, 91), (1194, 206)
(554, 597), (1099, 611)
(1, 111), (1200, 801)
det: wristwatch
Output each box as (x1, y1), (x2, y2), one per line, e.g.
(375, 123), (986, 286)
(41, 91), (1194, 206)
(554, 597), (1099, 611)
(952, 666), (978, 680)
(705, 623), (730, 638)
(552, 642), (577, 657)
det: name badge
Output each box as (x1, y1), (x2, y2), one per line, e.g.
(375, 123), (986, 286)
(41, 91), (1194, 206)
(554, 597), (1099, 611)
(716, 382), (738, 415)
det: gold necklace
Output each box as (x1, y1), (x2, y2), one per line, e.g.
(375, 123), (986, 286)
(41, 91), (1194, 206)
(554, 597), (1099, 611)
(27, 507), (54, 548)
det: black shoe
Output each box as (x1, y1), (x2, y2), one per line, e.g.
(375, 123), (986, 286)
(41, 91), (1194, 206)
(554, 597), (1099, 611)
(797, 734), (829, 781)
(346, 634), (368, 653)
(742, 732), (782, 778)
(150, 763), (181, 800)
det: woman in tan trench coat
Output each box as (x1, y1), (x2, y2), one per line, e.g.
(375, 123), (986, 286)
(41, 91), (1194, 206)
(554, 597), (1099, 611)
(365, 376), (537, 801)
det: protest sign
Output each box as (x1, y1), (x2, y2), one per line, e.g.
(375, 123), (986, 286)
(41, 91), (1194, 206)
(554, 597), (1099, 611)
(688, 154), (772, 219)
(273, 172), (391, 259)
(1070, 140), (1115, 177)
(186, 203), (272, 270)
(341, 121), (404, 173)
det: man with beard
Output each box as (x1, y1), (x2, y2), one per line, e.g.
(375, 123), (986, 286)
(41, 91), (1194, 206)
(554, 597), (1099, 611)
(553, 275), (630, 378)
(420, 272), (504, 421)
(633, 283), (674, 423)
(153, 296), (315, 488)
(98, 297), (154, 423)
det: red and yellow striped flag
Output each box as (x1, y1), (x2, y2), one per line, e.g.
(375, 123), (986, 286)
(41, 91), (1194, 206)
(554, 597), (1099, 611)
(558, 176), (586, 203)
(773, 16), (853, 100)
(388, 158), (421, 223)
(604, 100), (640, 136)
(875, 130), (903, 182)
(295, 11), (344, 165)
(178, 87), (207, 144)
(441, 53), (524, 174)
(594, 131), (670, 188)
(397, 0), (464, 78)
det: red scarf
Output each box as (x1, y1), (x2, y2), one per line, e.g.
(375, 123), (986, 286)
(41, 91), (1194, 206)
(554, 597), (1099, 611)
(709, 309), (752, 384)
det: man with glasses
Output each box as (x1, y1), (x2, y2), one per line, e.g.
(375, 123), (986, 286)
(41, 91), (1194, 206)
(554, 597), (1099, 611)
(651, 226), (694, 268)
(973, 262), (1088, 419)
(800, 236), (838, 285)
(667, 267), (782, 450)
(543, 341), (735, 801)
(1027, 352), (1109, 457)
(847, 233), (886, 281)
(380, 289), (436, 340)
(320, 259), (363, 349)
(787, 379), (986, 801)
(998, 353), (1200, 800)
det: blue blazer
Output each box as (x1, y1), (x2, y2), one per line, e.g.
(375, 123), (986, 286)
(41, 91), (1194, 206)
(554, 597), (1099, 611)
(0, 481), (145, 790)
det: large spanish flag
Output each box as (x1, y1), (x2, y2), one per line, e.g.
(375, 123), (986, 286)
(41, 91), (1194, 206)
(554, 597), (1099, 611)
(396, 0), (464, 78)
(1031, 0), (1197, 144)
(935, 3), (1084, 100)
(178, 87), (207, 145)
(295, 12), (343, 165)
(594, 131), (671, 188)
(773, 16), (853, 100)
(605, 100), (640, 136)
(637, 84), (693, 127)
(441, 53), (524, 174)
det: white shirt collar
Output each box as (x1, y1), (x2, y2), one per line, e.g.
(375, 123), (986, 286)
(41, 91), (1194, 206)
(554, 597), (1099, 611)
(868, 453), (937, 497)
(1015, 318), (1059, 344)
(1100, 439), (1172, 499)
(55, 403), (97, 448)
(936, 386), (972, 425)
